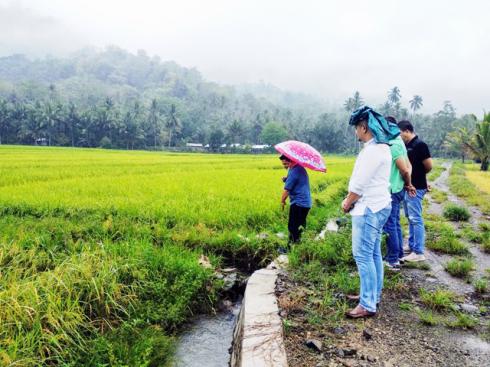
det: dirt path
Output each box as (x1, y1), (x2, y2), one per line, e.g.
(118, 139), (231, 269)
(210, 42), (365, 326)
(278, 162), (490, 367)
(426, 161), (490, 288)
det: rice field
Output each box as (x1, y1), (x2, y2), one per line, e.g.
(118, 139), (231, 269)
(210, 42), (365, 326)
(0, 145), (353, 366)
(465, 166), (490, 195)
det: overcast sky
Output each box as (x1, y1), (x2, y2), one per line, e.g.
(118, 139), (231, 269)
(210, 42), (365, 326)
(1, 0), (489, 114)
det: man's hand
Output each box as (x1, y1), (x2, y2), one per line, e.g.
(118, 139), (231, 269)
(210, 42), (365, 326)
(281, 200), (286, 211)
(405, 184), (417, 197)
(341, 198), (353, 213)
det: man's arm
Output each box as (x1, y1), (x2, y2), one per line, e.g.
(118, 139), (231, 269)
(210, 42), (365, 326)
(395, 157), (416, 197)
(281, 190), (289, 210)
(423, 158), (433, 173)
(342, 192), (361, 213)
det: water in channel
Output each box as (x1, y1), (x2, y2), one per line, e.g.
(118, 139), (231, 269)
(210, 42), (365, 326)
(172, 302), (241, 367)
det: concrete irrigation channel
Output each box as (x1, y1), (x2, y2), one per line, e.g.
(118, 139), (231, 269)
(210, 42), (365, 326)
(173, 256), (289, 367)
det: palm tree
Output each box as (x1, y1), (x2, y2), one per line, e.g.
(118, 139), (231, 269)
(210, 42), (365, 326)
(148, 99), (161, 149)
(343, 97), (355, 112)
(444, 127), (472, 163)
(344, 91), (364, 112)
(166, 104), (180, 148)
(462, 114), (490, 171)
(388, 87), (401, 105)
(409, 95), (423, 116)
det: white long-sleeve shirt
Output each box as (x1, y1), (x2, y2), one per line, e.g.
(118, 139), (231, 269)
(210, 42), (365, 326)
(348, 139), (391, 216)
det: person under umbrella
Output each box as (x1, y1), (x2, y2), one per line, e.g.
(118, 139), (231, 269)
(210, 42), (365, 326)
(275, 140), (326, 252)
(279, 154), (311, 249)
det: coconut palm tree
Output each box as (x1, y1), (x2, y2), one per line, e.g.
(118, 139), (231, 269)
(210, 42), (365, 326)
(344, 91), (363, 112)
(409, 95), (423, 116)
(462, 114), (490, 171)
(388, 87), (401, 105)
(166, 104), (181, 148)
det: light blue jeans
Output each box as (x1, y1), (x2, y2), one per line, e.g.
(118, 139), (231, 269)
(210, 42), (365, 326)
(403, 189), (427, 255)
(352, 206), (391, 312)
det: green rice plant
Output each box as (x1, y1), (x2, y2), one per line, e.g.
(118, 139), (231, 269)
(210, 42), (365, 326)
(443, 204), (471, 222)
(445, 257), (475, 278)
(0, 147), (358, 364)
(419, 288), (458, 311)
(448, 163), (490, 215)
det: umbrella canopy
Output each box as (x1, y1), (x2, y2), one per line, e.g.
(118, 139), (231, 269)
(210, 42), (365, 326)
(274, 140), (326, 173)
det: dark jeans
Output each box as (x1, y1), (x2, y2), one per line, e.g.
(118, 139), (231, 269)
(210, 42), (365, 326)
(383, 190), (405, 264)
(288, 204), (310, 243)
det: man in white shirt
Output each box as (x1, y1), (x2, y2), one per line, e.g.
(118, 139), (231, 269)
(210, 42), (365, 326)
(342, 111), (392, 318)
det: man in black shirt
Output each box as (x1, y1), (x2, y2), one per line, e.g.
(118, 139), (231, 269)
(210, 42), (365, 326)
(398, 120), (432, 262)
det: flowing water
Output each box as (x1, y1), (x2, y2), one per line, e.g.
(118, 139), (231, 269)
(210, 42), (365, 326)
(172, 302), (241, 367)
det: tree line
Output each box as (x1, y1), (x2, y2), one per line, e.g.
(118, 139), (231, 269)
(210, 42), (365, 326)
(0, 47), (487, 164)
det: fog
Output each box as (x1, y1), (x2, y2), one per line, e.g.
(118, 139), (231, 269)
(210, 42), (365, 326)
(1, 0), (489, 114)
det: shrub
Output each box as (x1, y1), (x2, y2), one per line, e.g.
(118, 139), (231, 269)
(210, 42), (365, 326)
(443, 204), (471, 221)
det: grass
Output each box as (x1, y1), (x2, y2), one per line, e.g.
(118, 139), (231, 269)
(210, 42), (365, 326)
(419, 288), (458, 311)
(474, 278), (488, 293)
(402, 261), (431, 270)
(416, 309), (440, 326)
(460, 227), (483, 243)
(427, 163), (445, 182)
(481, 235), (490, 254)
(445, 257), (475, 278)
(443, 204), (471, 222)
(430, 188), (448, 204)
(425, 219), (469, 255)
(446, 313), (478, 329)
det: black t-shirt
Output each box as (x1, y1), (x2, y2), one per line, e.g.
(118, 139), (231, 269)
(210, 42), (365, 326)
(406, 136), (431, 189)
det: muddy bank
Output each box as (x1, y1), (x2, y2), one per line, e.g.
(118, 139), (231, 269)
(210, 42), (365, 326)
(277, 270), (490, 367)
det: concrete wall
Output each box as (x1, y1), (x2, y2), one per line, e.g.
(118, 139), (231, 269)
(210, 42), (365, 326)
(230, 267), (288, 367)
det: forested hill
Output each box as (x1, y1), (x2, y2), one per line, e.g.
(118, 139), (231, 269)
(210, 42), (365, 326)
(0, 47), (480, 155)
(0, 47), (335, 150)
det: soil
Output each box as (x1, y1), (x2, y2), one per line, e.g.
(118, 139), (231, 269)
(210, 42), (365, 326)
(277, 162), (490, 367)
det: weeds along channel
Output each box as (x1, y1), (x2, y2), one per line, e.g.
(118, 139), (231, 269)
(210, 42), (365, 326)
(0, 146), (352, 366)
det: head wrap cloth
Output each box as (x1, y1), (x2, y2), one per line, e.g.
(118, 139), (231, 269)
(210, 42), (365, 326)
(349, 106), (400, 144)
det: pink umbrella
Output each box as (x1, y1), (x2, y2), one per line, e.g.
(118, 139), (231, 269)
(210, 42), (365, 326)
(274, 140), (326, 173)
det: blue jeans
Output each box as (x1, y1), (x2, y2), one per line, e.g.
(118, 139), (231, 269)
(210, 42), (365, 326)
(383, 190), (405, 264)
(352, 206), (391, 313)
(403, 189), (427, 255)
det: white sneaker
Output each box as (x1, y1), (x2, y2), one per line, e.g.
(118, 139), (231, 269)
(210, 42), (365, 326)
(401, 252), (426, 262)
(403, 245), (411, 254)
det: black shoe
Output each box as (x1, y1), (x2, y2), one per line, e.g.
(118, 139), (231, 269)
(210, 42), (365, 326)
(278, 246), (289, 255)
